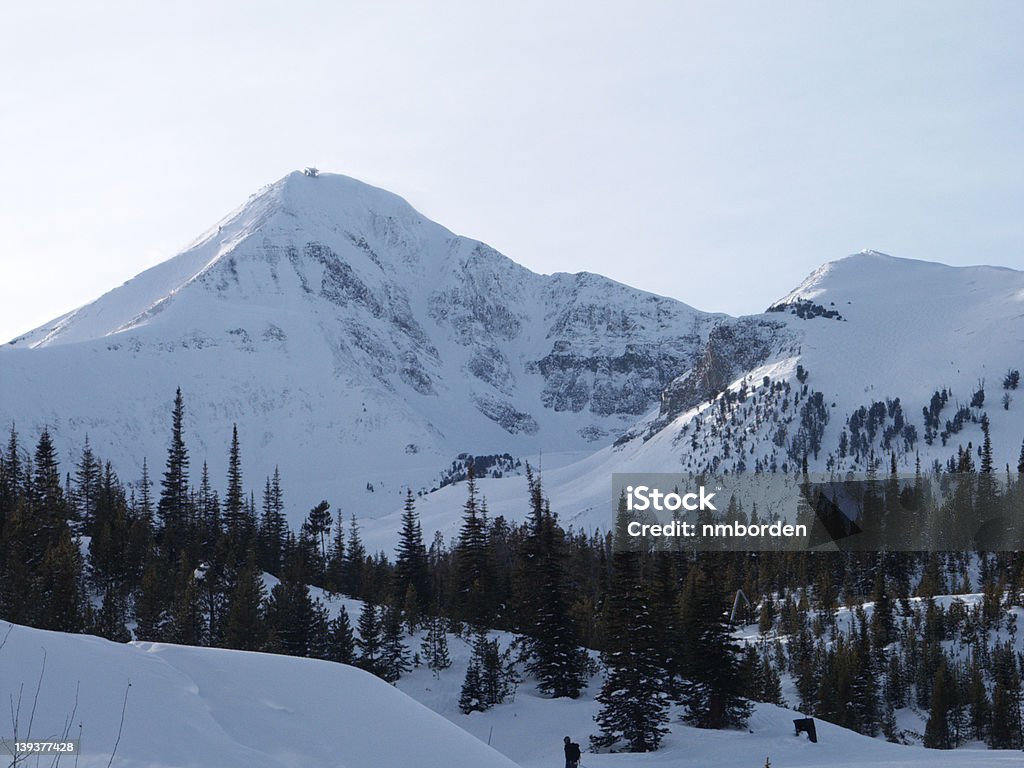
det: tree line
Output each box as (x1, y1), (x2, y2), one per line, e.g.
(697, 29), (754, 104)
(3, 388), (1024, 752)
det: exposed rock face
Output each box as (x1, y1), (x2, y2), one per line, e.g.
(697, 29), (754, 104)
(658, 318), (785, 421)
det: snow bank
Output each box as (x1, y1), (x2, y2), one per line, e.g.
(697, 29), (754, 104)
(0, 620), (520, 768)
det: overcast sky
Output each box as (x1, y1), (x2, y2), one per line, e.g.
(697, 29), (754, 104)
(2, 1), (1021, 343)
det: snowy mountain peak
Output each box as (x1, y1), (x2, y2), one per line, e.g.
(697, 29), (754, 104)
(1, 171), (721, 516)
(770, 252), (1024, 315)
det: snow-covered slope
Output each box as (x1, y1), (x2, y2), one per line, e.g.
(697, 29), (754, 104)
(0, 171), (718, 517)
(0, 620), (520, 768)
(6, 614), (1015, 768)
(364, 252), (1024, 550)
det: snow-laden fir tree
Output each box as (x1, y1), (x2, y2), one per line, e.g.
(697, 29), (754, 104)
(459, 629), (514, 713)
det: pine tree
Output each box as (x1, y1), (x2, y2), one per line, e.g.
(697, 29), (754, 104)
(677, 562), (753, 730)
(304, 500), (332, 574)
(223, 553), (266, 650)
(135, 558), (168, 640)
(454, 469), (494, 625)
(324, 510), (346, 591)
(379, 605), (412, 683)
(924, 658), (953, 749)
(158, 388), (191, 560)
(37, 528), (84, 632)
(459, 654), (484, 714)
(420, 613), (452, 677)
(137, 457), (154, 525)
(988, 641), (1023, 748)
(263, 549), (318, 656)
(356, 601), (383, 675)
(591, 550), (669, 752)
(170, 558), (205, 646)
(74, 436), (101, 534)
(224, 424), (245, 534)
(30, 428), (70, 561)
(849, 613), (880, 736)
(258, 468), (287, 574)
(459, 629), (512, 712)
(520, 471), (588, 698)
(393, 490), (429, 609)
(307, 598), (331, 661)
(327, 605), (356, 665)
(967, 656), (990, 743)
(342, 513), (366, 597)
(93, 584), (131, 642)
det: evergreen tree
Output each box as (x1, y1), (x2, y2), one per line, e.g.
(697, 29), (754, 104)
(30, 428), (70, 560)
(380, 605), (412, 683)
(258, 468), (287, 574)
(224, 424), (245, 534)
(134, 558), (169, 641)
(223, 553), (266, 650)
(356, 601), (383, 675)
(137, 457), (154, 525)
(924, 658), (954, 749)
(459, 629), (513, 713)
(988, 641), (1023, 748)
(454, 470), (494, 625)
(170, 558), (205, 646)
(93, 584), (131, 642)
(421, 612), (452, 677)
(342, 513), (366, 597)
(304, 500), (332, 576)
(74, 436), (101, 534)
(263, 549), (318, 656)
(158, 388), (191, 560)
(393, 490), (429, 609)
(678, 562), (753, 730)
(967, 657), (990, 743)
(591, 550), (669, 752)
(459, 654), (484, 714)
(307, 598), (331, 660)
(327, 605), (356, 665)
(520, 471), (588, 698)
(849, 613), (880, 736)
(324, 510), (346, 592)
(37, 528), (84, 632)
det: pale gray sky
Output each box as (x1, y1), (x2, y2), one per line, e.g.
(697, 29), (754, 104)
(2, 1), (1021, 342)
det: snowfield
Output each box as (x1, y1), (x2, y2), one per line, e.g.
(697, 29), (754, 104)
(3, 618), (1021, 767)
(0, 620), (519, 768)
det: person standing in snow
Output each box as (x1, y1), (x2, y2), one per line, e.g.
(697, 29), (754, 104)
(563, 736), (581, 768)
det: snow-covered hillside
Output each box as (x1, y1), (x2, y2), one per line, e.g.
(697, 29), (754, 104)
(0, 171), (718, 519)
(0, 620), (519, 768)
(363, 252), (1024, 550)
(5, 611), (1020, 768)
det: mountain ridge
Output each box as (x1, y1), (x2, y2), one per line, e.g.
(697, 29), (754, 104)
(3, 171), (1022, 538)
